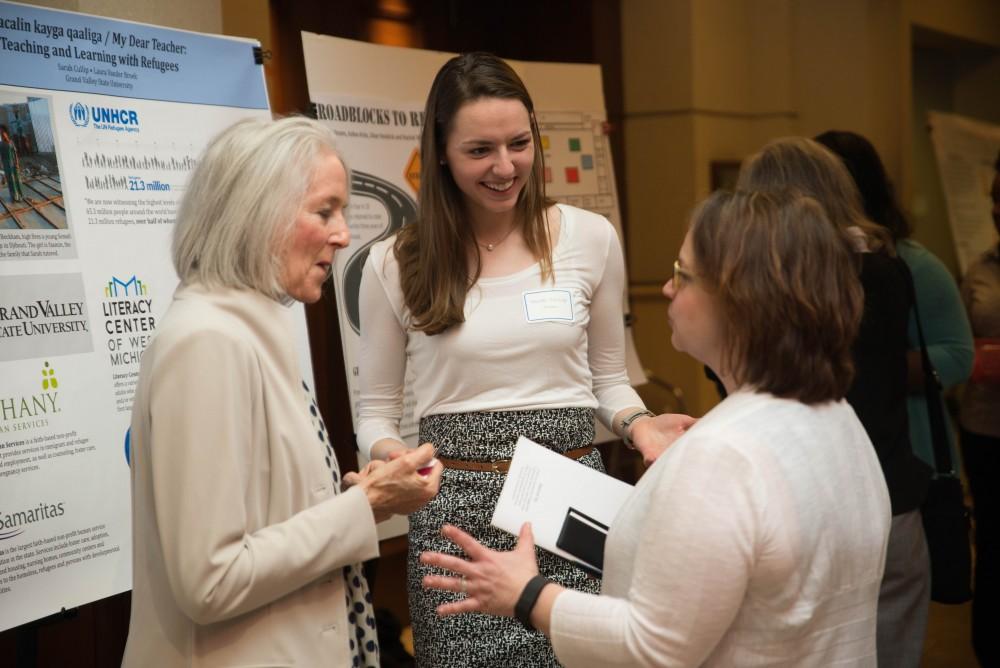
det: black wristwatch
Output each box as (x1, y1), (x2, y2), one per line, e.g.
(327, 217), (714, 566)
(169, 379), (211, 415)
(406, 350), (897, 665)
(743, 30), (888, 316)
(514, 575), (551, 630)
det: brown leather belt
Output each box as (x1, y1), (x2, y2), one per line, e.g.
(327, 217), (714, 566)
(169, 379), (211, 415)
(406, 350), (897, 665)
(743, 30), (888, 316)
(438, 446), (595, 473)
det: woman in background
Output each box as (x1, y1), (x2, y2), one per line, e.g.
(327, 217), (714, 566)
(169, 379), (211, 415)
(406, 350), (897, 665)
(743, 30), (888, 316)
(738, 137), (933, 667)
(422, 189), (891, 666)
(815, 129), (973, 470)
(958, 149), (1000, 666)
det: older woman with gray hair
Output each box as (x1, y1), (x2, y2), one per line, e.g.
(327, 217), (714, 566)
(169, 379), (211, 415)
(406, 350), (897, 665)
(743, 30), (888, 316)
(122, 116), (442, 667)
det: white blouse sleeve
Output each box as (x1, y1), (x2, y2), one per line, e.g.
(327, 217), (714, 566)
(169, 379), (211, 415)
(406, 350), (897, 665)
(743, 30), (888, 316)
(550, 435), (757, 666)
(587, 224), (646, 430)
(356, 251), (408, 458)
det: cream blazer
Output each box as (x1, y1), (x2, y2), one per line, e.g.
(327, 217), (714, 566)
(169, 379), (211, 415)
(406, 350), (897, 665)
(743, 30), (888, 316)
(122, 284), (379, 667)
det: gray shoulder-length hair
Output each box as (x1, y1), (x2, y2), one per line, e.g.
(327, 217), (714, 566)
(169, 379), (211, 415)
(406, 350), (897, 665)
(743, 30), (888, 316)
(172, 115), (346, 300)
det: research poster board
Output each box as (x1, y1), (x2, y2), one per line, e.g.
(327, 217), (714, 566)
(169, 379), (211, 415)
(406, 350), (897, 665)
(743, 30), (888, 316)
(300, 35), (647, 481)
(928, 111), (1000, 274)
(0, 1), (293, 631)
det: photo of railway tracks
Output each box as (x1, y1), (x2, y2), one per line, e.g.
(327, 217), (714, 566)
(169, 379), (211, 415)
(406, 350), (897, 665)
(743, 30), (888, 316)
(1, 92), (66, 231)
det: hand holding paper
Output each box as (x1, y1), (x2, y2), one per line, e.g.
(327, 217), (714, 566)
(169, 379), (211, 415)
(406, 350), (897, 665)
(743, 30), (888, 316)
(490, 437), (634, 574)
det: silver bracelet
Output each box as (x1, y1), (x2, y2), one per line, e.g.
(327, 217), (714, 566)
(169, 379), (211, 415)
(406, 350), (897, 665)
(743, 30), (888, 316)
(620, 409), (655, 449)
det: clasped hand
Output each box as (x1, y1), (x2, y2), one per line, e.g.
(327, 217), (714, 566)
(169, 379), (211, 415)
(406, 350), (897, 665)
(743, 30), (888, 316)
(343, 442), (442, 523)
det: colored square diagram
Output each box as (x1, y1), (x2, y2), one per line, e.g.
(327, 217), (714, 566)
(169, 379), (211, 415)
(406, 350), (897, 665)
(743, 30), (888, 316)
(541, 135), (550, 150)
(544, 167), (552, 183)
(568, 137), (581, 152)
(565, 167), (580, 183)
(581, 154), (594, 170)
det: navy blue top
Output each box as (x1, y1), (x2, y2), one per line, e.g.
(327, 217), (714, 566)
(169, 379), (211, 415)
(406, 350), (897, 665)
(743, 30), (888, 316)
(846, 252), (932, 515)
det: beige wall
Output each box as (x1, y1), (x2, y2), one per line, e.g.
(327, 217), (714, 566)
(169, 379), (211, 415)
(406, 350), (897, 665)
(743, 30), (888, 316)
(623, 0), (798, 416)
(622, 0), (1000, 417)
(906, 0), (1000, 49)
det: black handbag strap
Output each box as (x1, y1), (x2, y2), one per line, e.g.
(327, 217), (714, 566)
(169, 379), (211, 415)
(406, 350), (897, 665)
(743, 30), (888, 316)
(901, 261), (953, 476)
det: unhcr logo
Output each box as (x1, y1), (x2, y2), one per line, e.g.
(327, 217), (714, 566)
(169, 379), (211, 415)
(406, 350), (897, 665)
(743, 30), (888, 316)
(91, 107), (139, 126)
(69, 103), (140, 133)
(69, 102), (88, 128)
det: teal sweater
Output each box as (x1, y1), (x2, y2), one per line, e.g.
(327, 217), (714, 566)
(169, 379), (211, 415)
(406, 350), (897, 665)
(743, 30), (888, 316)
(898, 239), (974, 471)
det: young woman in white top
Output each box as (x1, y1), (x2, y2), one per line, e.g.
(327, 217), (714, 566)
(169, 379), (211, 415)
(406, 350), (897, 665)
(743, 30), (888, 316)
(356, 52), (691, 666)
(422, 190), (892, 667)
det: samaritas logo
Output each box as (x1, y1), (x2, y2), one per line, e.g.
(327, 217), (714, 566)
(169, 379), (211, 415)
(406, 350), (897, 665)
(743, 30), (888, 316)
(0, 501), (65, 541)
(69, 101), (140, 134)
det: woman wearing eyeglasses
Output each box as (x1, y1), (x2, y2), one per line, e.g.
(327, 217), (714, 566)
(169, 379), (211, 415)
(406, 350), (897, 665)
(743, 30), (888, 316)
(421, 189), (892, 666)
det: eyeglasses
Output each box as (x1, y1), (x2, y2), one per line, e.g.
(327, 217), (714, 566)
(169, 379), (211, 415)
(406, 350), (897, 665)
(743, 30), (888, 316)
(673, 260), (696, 288)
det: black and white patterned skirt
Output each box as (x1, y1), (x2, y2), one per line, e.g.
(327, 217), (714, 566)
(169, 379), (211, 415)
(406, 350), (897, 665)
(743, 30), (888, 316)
(407, 407), (603, 668)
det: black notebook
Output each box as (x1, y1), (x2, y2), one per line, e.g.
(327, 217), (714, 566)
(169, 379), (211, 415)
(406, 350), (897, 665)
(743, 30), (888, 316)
(556, 507), (609, 577)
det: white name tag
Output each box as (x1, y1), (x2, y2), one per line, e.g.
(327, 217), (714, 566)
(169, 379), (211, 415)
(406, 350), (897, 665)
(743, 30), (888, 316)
(522, 289), (575, 323)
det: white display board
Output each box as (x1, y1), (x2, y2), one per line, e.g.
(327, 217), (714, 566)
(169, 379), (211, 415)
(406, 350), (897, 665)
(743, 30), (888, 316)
(0, 1), (306, 632)
(928, 111), (1000, 274)
(300, 36), (646, 478)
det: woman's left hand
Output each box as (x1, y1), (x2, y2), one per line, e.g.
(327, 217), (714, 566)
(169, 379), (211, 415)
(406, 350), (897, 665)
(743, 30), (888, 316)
(631, 412), (697, 466)
(421, 522), (539, 618)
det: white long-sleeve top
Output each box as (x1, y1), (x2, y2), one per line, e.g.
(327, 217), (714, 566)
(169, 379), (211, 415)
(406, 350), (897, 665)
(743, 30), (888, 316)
(356, 204), (643, 457)
(550, 391), (892, 667)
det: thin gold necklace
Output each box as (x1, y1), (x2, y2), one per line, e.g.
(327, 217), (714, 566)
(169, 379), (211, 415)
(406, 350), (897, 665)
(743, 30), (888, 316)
(475, 224), (517, 252)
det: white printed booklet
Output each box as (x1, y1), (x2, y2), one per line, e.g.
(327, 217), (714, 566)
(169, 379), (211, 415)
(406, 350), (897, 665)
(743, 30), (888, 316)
(491, 436), (634, 575)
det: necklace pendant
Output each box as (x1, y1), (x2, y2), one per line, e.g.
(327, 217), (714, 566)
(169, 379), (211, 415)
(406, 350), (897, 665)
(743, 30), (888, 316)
(486, 243), (495, 251)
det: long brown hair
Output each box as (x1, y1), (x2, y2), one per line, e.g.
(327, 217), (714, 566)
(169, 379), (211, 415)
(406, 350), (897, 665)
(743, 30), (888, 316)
(394, 52), (553, 335)
(814, 130), (913, 241)
(736, 137), (894, 256)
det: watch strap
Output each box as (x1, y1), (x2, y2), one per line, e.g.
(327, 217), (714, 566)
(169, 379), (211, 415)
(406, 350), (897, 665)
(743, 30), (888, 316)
(620, 409), (655, 448)
(514, 574), (550, 630)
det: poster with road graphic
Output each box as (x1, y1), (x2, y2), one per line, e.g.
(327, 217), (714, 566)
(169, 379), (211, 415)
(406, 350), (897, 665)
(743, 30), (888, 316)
(0, 1), (278, 632)
(310, 92), (424, 446)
